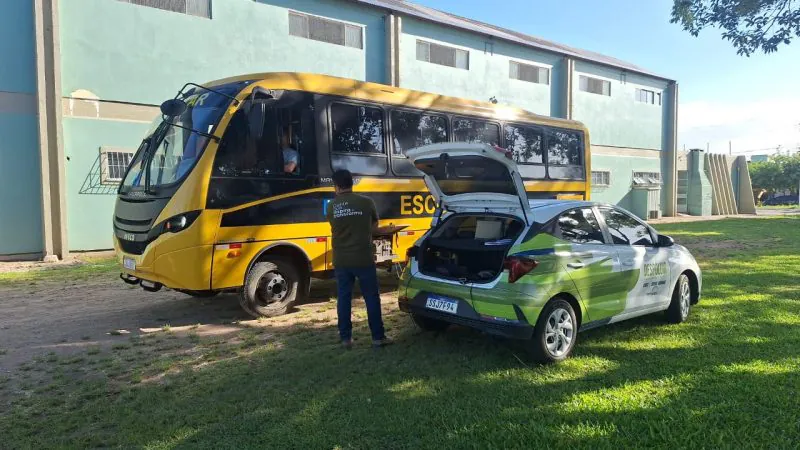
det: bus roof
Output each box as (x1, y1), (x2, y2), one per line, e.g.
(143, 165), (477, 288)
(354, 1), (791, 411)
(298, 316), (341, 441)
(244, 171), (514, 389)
(205, 72), (588, 132)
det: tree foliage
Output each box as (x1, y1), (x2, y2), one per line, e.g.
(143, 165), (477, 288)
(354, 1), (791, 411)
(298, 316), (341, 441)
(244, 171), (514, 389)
(671, 0), (800, 55)
(749, 153), (800, 193)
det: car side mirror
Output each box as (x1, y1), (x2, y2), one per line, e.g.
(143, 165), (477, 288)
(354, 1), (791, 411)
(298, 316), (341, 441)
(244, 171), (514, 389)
(657, 234), (674, 247)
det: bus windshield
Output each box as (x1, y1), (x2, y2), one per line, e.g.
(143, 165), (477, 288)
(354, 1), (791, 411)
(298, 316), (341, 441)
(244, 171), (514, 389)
(121, 82), (246, 193)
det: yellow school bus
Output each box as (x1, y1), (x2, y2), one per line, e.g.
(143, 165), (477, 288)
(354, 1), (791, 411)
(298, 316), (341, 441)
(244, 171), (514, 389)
(114, 72), (591, 317)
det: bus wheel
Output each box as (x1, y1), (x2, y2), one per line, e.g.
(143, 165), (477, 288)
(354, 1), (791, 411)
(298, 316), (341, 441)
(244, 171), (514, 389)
(240, 258), (300, 318)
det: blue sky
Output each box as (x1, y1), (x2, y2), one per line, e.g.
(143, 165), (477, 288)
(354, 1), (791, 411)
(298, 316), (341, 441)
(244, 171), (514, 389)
(415, 0), (800, 155)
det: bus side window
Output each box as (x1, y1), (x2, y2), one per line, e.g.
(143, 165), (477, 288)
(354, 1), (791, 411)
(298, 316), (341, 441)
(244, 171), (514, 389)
(504, 124), (545, 179)
(546, 128), (585, 180)
(453, 118), (500, 146)
(330, 103), (387, 176)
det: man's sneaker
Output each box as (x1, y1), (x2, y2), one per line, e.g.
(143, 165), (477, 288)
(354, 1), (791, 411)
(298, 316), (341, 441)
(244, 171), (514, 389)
(372, 337), (393, 348)
(341, 339), (353, 350)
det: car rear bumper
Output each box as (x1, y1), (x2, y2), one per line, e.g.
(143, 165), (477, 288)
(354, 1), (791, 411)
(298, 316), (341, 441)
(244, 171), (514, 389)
(399, 293), (534, 340)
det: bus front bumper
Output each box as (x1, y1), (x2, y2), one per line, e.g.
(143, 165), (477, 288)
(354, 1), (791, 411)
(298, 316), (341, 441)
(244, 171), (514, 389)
(114, 237), (213, 292)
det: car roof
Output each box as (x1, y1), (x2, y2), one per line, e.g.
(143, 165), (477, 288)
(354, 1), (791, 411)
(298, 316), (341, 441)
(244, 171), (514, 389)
(528, 199), (617, 222)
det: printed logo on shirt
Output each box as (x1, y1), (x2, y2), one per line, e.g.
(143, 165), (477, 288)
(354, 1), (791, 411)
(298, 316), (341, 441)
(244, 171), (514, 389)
(332, 201), (364, 219)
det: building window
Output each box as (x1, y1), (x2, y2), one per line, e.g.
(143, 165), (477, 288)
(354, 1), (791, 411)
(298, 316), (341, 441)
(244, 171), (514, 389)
(591, 170), (611, 186)
(100, 148), (134, 185)
(116, 0), (212, 18)
(509, 61), (549, 85)
(635, 88), (661, 105)
(632, 171), (661, 185)
(416, 40), (469, 70)
(579, 75), (611, 96)
(288, 11), (363, 49)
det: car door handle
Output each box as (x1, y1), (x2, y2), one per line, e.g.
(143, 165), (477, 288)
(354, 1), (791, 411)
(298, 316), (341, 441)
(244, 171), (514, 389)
(567, 262), (585, 269)
(622, 260), (635, 267)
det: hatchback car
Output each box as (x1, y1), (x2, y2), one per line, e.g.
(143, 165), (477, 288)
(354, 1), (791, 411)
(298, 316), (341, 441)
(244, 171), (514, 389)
(398, 143), (702, 363)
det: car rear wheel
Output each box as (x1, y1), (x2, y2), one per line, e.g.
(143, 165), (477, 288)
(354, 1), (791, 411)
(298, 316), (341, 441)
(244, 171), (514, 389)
(240, 258), (300, 318)
(411, 313), (451, 332)
(666, 273), (692, 324)
(529, 298), (577, 364)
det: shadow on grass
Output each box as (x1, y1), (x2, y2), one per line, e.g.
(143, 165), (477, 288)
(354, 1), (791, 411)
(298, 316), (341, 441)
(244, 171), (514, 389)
(4, 297), (800, 449)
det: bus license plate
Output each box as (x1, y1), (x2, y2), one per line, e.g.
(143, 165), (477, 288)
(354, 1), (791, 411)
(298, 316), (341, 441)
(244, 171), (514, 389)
(425, 295), (458, 314)
(123, 257), (136, 271)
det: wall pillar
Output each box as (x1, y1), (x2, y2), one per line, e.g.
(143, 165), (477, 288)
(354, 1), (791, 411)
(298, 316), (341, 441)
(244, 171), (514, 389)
(384, 13), (400, 87)
(33, 0), (67, 260)
(558, 56), (574, 119)
(663, 81), (679, 217)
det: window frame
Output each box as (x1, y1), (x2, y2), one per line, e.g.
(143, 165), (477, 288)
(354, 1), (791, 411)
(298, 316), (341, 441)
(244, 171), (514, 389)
(578, 75), (611, 96)
(388, 107), (450, 159)
(543, 126), (586, 180)
(327, 100), (389, 176)
(287, 10), (364, 50)
(415, 39), (470, 70)
(451, 115), (501, 146)
(116, 0), (212, 19)
(635, 88), (661, 105)
(554, 207), (608, 245)
(100, 147), (135, 185)
(591, 170), (611, 187)
(509, 60), (551, 85)
(596, 206), (658, 247)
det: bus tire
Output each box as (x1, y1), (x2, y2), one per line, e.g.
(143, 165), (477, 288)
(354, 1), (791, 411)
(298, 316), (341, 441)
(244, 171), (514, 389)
(240, 258), (300, 318)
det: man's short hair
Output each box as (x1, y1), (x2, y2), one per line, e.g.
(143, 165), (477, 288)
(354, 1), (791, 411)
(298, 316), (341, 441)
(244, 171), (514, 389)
(332, 169), (353, 190)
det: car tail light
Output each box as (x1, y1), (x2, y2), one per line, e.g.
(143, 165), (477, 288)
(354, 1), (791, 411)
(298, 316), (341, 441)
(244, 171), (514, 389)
(503, 256), (538, 283)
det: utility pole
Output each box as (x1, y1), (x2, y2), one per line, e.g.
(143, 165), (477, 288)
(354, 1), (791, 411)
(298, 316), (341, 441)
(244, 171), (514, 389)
(729, 141), (732, 156)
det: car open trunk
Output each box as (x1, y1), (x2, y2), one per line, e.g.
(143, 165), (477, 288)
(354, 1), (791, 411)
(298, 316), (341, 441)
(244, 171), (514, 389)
(419, 214), (525, 283)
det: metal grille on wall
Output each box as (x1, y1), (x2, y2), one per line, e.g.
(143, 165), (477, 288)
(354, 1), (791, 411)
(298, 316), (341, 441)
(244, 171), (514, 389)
(289, 11), (363, 49)
(117, 0), (212, 19)
(79, 148), (135, 195)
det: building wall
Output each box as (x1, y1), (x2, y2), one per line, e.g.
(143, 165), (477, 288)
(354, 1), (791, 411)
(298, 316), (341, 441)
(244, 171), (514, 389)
(589, 148), (662, 211)
(0, 0), (44, 255)
(4, 0), (677, 254)
(58, 0), (388, 250)
(399, 17), (559, 117)
(573, 61), (667, 150)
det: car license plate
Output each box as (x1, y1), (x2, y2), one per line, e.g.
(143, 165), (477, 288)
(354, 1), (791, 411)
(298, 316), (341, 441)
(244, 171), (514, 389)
(123, 257), (136, 271)
(425, 295), (458, 314)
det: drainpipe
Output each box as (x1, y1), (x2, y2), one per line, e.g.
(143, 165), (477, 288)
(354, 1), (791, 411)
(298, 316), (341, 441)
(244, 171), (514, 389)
(33, 0), (68, 261)
(560, 56), (574, 120)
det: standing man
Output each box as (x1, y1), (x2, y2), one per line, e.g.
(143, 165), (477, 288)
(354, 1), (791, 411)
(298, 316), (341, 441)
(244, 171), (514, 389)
(326, 169), (391, 349)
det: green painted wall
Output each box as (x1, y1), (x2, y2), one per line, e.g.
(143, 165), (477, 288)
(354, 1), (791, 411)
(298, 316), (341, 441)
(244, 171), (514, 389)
(589, 153), (662, 211)
(0, 0), (43, 255)
(59, 0), (388, 104)
(573, 61), (667, 150)
(62, 118), (152, 250)
(399, 17), (559, 116)
(0, 115), (44, 254)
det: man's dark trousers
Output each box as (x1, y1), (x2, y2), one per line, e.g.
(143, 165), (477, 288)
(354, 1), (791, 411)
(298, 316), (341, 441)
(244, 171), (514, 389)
(335, 265), (385, 341)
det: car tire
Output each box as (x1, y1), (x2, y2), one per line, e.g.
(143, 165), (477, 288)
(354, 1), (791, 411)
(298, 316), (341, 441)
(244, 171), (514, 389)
(411, 313), (450, 332)
(666, 273), (692, 324)
(177, 289), (219, 298)
(240, 258), (300, 318)
(529, 298), (578, 364)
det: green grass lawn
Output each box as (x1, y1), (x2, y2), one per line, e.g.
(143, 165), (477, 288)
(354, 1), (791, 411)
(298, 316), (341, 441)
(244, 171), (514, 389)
(2, 217), (799, 449)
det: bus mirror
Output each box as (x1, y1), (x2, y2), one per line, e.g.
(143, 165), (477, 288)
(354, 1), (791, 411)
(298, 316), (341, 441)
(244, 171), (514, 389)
(247, 102), (266, 140)
(160, 99), (187, 118)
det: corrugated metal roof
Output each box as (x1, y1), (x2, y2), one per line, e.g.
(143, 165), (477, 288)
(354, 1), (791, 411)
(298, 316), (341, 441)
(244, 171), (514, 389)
(352, 0), (673, 81)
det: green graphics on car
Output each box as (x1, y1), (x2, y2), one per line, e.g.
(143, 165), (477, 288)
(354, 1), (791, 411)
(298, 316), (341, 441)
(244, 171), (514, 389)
(398, 143), (702, 363)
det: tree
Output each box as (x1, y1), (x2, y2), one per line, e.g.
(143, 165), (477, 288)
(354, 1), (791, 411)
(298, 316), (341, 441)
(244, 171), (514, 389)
(749, 153), (800, 194)
(671, 0), (800, 55)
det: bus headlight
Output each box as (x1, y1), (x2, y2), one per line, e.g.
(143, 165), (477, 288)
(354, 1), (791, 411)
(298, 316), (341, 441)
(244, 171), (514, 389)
(162, 211), (201, 234)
